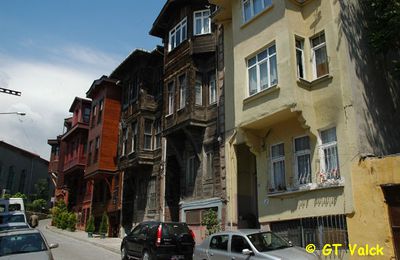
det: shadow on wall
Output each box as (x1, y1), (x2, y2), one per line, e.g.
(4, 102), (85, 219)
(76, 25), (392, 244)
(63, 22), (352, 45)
(336, 0), (400, 155)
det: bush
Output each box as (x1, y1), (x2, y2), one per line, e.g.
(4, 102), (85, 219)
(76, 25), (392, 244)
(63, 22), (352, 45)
(85, 215), (95, 233)
(59, 211), (69, 230)
(99, 212), (109, 235)
(67, 212), (77, 231)
(28, 199), (47, 212)
(201, 209), (221, 236)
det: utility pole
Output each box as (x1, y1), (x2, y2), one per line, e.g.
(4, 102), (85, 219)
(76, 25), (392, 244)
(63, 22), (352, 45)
(0, 87), (22, 96)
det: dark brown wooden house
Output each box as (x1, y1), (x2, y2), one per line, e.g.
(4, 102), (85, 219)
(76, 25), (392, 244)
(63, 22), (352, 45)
(85, 76), (122, 237)
(110, 47), (164, 233)
(150, 0), (226, 242)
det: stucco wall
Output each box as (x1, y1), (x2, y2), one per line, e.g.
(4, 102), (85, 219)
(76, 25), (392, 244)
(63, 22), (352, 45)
(347, 155), (400, 259)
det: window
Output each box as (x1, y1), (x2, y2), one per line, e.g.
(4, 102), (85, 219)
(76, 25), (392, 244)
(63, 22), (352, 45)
(194, 9), (211, 35)
(129, 79), (138, 103)
(311, 32), (329, 78)
(147, 178), (156, 210)
(271, 143), (285, 191)
(294, 136), (311, 185)
(195, 75), (202, 105)
(179, 74), (187, 109)
(83, 107), (91, 123)
(88, 141), (93, 164)
(231, 235), (251, 254)
(91, 105), (97, 127)
(169, 17), (187, 51)
(210, 234), (229, 251)
(319, 127), (340, 180)
(242, 0), (273, 22)
(154, 119), (161, 150)
(206, 152), (213, 179)
(122, 128), (128, 156)
(18, 170), (26, 193)
(186, 156), (196, 186)
(97, 99), (104, 125)
(295, 38), (305, 79)
(130, 122), (138, 153)
(248, 44), (277, 96)
(94, 136), (100, 162)
(167, 82), (175, 115)
(144, 119), (153, 150)
(209, 73), (217, 104)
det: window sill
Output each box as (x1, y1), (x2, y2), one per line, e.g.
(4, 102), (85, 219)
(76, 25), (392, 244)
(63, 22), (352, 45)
(268, 180), (344, 198)
(240, 5), (274, 29)
(165, 113), (173, 118)
(243, 85), (279, 105)
(297, 74), (332, 89)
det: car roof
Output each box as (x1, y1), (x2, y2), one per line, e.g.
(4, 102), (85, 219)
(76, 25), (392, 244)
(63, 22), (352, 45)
(0, 222), (28, 227)
(209, 229), (270, 236)
(0, 227), (39, 236)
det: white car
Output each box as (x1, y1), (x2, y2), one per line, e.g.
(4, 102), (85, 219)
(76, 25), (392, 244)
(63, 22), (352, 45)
(194, 229), (318, 260)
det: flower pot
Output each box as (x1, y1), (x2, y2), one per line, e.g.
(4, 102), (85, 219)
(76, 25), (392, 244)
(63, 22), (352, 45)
(88, 232), (93, 238)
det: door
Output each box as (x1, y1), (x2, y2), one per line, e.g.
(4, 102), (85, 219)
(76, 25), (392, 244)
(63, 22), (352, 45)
(230, 235), (253, 260)
(382, 185), (400, 259)
(207, 234), (230, 260)
(125, 224), (142, 257)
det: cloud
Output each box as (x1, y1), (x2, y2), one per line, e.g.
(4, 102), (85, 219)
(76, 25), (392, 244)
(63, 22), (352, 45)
(0, 45), (120, 159)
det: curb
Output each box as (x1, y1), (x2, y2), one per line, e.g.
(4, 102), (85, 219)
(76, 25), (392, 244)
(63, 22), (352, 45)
(45, 225), (121, 254)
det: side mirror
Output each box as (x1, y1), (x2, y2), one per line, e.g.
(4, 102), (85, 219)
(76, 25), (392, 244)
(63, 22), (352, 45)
(242, 249), (253, 255)
(49, 243), (59, 249)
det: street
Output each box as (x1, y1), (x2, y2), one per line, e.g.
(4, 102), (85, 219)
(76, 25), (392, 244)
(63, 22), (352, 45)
(38, 220), (120, 260)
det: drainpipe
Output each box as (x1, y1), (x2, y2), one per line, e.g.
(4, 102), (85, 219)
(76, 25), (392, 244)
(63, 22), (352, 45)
(228, 130), (237, 230)
(160, 137), (167, 222)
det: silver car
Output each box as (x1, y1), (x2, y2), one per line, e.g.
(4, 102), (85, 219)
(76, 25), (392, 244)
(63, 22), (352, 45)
(194, 230), (318, 260)
(0, 228), (58, 260)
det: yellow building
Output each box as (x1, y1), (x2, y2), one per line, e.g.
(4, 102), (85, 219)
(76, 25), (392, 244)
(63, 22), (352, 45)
(211, 0), (400, 258)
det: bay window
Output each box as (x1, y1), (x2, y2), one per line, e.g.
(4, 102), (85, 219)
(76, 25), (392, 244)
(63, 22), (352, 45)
(194, 9), (211, 35)
(311, 32), (329, 78)
(243, 0), (273, 22)
(169, 18), (187, 51)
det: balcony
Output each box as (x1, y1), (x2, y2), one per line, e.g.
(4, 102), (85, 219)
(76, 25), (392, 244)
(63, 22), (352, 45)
(63, 155), (87, 173)
(119, 149), (162, 169)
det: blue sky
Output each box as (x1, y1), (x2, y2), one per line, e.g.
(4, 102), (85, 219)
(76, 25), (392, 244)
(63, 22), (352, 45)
(0, 0), (165, 159)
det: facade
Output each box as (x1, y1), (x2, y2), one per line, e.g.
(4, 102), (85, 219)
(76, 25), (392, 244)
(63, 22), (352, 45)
(109, 48), (164, 234)
(211, 0), (400, 257)
(85, 76), (122, 237)
(0, 140), (52, 199)
(150, 0), (226, 241)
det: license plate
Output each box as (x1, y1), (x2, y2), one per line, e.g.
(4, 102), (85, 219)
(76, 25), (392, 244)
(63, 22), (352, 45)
(171, 255), (184, 260)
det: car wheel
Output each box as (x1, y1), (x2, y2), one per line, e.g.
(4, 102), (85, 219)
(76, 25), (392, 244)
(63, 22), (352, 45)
(141, 251), (152, 260)
(121, 246), (128, 260)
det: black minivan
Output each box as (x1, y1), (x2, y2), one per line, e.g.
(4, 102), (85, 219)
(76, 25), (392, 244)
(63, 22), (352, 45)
(121, 221), (195, 260)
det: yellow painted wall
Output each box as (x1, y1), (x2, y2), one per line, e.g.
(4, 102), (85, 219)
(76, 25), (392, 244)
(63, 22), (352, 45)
(347, 156), (400, 259)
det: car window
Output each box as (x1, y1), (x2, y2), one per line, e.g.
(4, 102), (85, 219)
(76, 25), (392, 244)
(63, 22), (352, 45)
(162, 223), (189, 238)
(0, 205), (5, 213)
(247, 232), (290, 252)
(139, 225), (149, 235)
(0, 214), (25, 224)
(0, 233), (47, 256)
(209, 234), (229, 251)
(231, 235), (251, 253)
(9, 204), (21, 211)
(131, 224), (142, 236)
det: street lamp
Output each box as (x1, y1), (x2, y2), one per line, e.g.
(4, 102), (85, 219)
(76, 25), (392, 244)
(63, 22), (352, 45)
(0, 112), (26, 116)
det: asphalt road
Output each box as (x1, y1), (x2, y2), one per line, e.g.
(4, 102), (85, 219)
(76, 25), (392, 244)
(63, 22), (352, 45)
(38, 221), (120, 260)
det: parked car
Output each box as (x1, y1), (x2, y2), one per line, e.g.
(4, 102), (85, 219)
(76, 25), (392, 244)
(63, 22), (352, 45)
(0, 228), (58, 259)
(194, 229), (318, 260)
(0, 198), (25, 213)
(0, 212), (27, 225)
(0, 222), (30, 232)
(121, 221), (195, 260)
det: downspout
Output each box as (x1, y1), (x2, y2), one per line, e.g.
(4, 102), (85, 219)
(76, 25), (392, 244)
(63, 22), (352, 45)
(228, 130), (237, 230)
(161, 137), (167, 222)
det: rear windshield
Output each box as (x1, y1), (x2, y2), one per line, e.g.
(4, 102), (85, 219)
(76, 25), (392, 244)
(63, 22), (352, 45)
(0, 233), (47, 256)
(0, 215), (25, 224)
(0, 205), (5, 213)
(9, 204), (21, 211)
(162, 223), (190, 237)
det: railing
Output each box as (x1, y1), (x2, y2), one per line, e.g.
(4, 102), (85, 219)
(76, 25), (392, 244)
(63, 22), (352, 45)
(63, 155), (86, 172)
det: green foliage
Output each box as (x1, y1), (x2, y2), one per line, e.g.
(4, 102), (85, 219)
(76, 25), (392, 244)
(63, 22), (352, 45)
(201, 209), (221, 236)
(34, 179), (50, 201)
(1, 192), (27, 199)
(27, 199), (47, 212)
(99, 212), (109, 235)
(67, 212), (77, 231)
(51, 200), (75, 231)
(85, 215), (95, 233)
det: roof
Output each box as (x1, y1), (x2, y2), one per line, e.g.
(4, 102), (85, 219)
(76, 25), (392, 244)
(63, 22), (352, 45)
(0, 141), (48, 165)
(109, 46), (163, 80)
(68, 97), (91, 113)
(86, 75), (118, 98)
(150, 0), (187, 37)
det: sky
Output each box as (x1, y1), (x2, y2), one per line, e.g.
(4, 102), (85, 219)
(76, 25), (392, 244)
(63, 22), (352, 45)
(0, 0), (165, 160)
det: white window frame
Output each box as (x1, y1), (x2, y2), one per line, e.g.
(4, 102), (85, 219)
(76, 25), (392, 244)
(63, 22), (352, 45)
(193, 9), (211, 35)
(209, 73), (217, 104)
(130, 121), (138, 154)
(121, 129), (128, 156)
(195, 76), (203, 106)
(247, 44), (277, 97)
(293, 135), (311, 185)
(168, 17), (187, 51)
(154, 119), (161, 150)
(186, 156), (196, 186)
(205, 152), (213, 179)
(167, 82), (175, 116)
(270, 143), (285, 191)
(318, 127), (340, 180)
(144, 119), (153, 151)
(179, 74), (187, 109)
(242, 0), (273, 23)
(295, 37), (305, 79)
(311, 32), (329, 79)
(147, 178), (156, 210)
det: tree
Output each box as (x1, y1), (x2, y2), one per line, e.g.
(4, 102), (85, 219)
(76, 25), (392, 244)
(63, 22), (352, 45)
(201, 209), (221, 236)
(85, 215), (95, 234)
(34, 179), (49, 201)
(99, 212), (109, 236)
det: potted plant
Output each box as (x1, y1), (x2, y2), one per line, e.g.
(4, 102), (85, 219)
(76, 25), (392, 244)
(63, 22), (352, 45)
(99, 212), (109, 239)
(85, 215), (95, 238)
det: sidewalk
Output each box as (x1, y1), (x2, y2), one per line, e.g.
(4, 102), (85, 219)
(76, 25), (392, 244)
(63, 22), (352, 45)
(44, 220), (122, 254)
